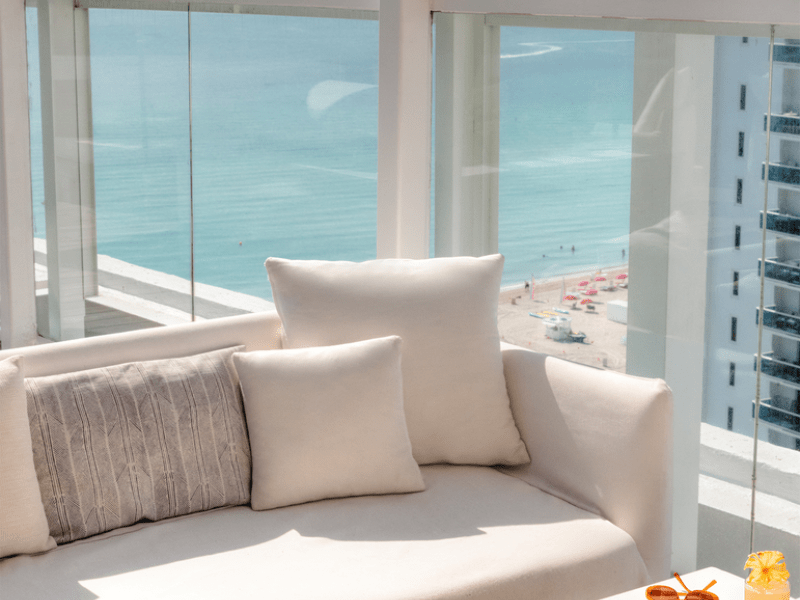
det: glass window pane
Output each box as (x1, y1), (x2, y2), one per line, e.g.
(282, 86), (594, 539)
(190, 11), (379, 302)
(25, 5), (46, 330)
(497, 27), (632, 370)
(433, 15), (798, 579)
(27, 6), (192, 340)
(88, 9), (192, 332)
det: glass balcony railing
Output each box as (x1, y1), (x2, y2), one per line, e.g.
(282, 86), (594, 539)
(760, 210), (800, 238)
(752, 398), (800, 436)
(757, 305), (800, 338)
(764, 114), (800, 136)
(762, 163), (800, 187)
(774, 43), (800, 64)
(758, 257), (800, 287)
(756, 352), (800, 387)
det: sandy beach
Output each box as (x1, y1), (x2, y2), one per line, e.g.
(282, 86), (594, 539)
(498, 266), (628, 372)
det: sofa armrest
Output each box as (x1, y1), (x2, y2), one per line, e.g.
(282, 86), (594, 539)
(497, 343), (673, 581)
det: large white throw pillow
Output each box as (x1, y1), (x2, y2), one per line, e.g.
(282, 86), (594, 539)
(0, 356), (55, 558)
(234, 336), (425, 510)
(266, 254), (530, 466)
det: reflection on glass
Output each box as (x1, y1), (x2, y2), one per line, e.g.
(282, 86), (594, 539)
(190, 12), (379, 300)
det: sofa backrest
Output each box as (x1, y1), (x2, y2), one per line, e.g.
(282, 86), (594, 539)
(0, 312), (283, 377)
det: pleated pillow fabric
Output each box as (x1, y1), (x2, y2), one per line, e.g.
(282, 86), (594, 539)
(0, 356), (55, 558)
(25, 347), (250, 544)
(234, 336), (425, 510)
(266, 254), (530, 466)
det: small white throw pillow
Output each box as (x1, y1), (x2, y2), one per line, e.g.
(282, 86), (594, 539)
(266, 254), (530, 466)
(0, 356), (55, 558)
(234, 336), (425, 510)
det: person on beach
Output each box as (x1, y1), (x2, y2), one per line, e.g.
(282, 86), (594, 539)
(571, 245), (575, 253)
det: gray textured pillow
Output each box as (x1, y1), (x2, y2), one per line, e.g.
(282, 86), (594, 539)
(25, 346), (250, 544)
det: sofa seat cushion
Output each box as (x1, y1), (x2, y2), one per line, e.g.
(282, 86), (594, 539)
(0, 466), (649, 600)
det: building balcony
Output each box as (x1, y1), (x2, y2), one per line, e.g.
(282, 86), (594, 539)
(762, 163), (800, 187)
(774, 43), (800, 65)
(755, 352), (800, 388)
(760, 210), (800, 239)
(752, 398), (800, 436)
(764, 114), (800, 136)
(32, 238), (273, 339)
(758, 257), (800, 289)
(757, 305), (800, 339)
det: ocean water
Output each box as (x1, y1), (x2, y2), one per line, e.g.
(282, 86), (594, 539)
(498, 28), (633, 284)
(27, 11), (633, 300)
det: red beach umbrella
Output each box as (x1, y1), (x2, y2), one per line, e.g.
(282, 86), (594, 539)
(585, 289), (598, 295)
(564, 294), (577, 301)
(616, 273), (628, 280)
(578, 280), (589, 287)
(594, 276), (606, 282)
(581, 298), (593, 305)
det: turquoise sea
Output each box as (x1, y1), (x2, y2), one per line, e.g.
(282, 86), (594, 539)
(26, 10), (633, 300)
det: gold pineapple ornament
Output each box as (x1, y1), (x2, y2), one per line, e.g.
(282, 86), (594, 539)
(744, 551), (791, 600)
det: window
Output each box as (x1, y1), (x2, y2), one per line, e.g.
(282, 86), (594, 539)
(733, 271), (739, 295)
(731, 316), (737, 341)
(742, 36), (749, 43)
(727, 406), (734, 430)
(735, 225), (741, 249)
(26, 7), (380, 338)
(15, 6), (797, 581)
(736, 178), (743, 203)
(740, 84), (747, 110)
(729, 362), (736, 386)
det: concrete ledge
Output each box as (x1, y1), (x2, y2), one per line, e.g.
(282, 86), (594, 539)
(698, 474), (799, 581)
(698, 424), (799, 582)
(700, 423), (800, 504)
(33, 238), (274, 330)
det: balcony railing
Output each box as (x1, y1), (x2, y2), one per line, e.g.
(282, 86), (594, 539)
(756, 352), (800, 387)
(774, 43), (800, 64)
(33, 238), (274, 338)
(757, 305), (800, 339)
(762, 163), (800, 187)
(752, 398), (800, 436)
(758, 257), (800, 288)
(764, 114), (800, 136)
(760, 210), (800, 238)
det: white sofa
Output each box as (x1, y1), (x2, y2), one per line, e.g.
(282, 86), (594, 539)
(0, 309), (673, 600)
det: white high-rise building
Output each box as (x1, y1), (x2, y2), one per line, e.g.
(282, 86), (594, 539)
(705, 36), (800, 451)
